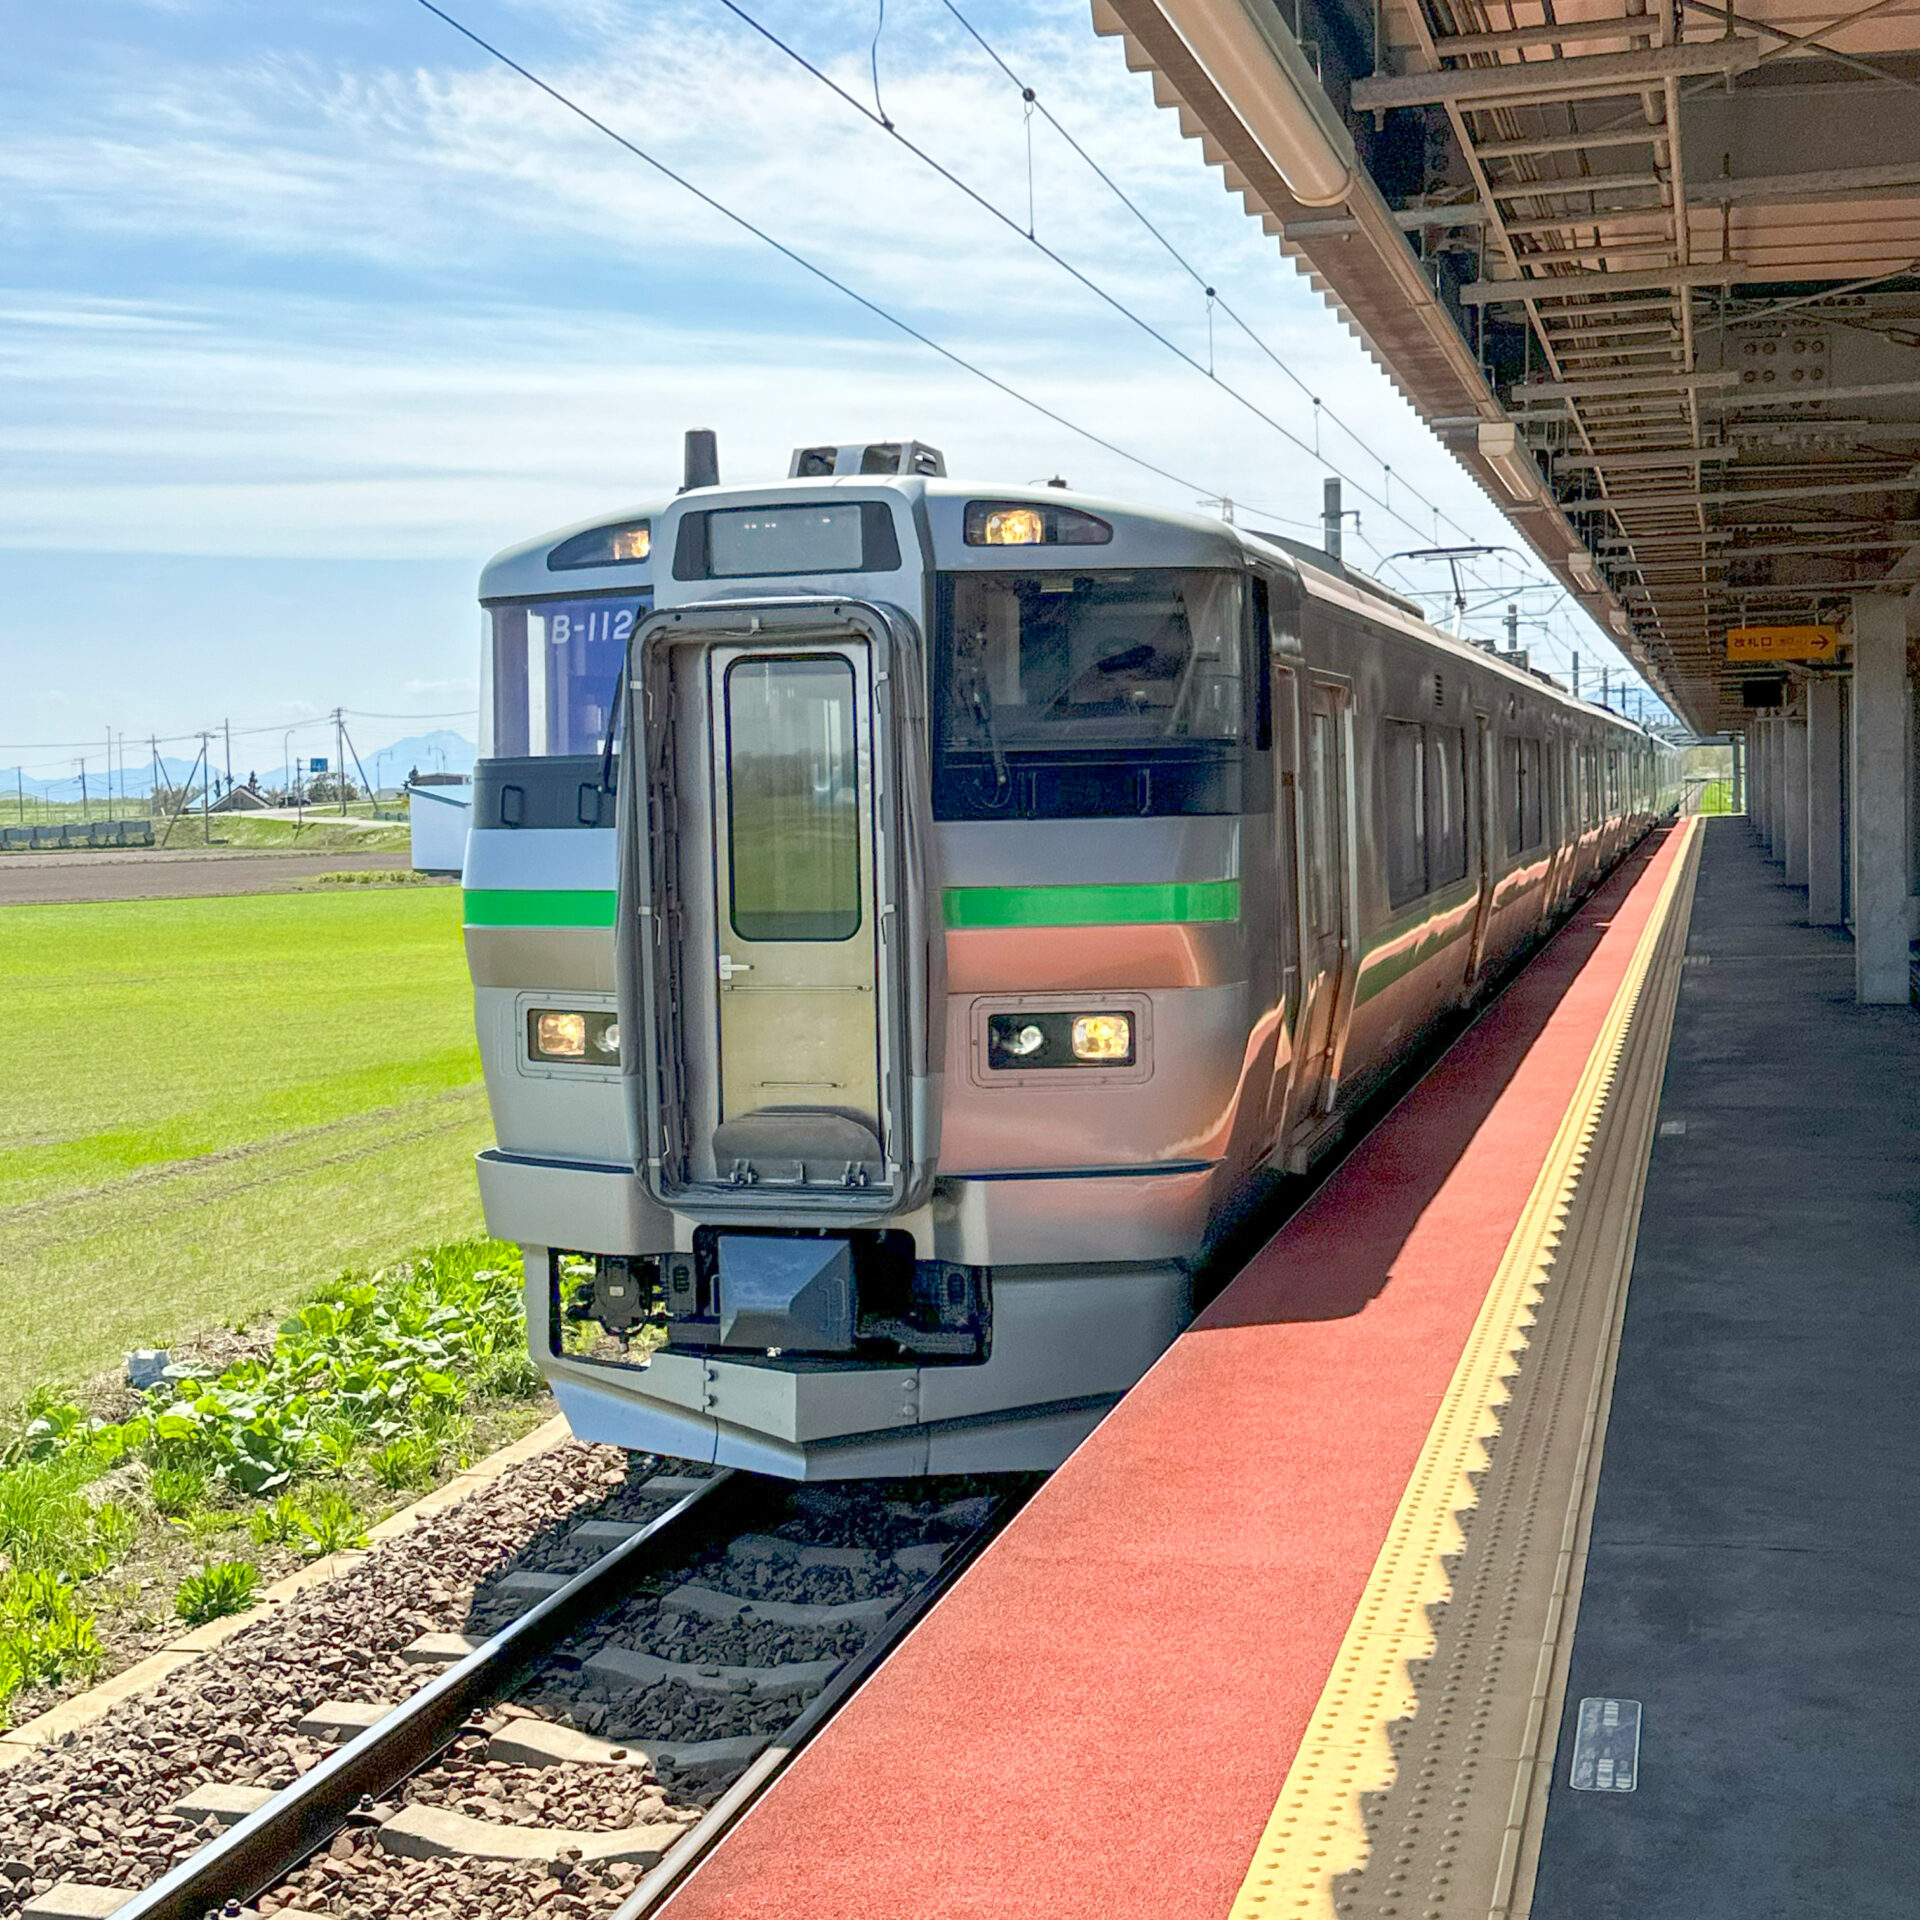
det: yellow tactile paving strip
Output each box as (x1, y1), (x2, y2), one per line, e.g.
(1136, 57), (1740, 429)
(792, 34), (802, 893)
(1229, 821), (1702, 1920)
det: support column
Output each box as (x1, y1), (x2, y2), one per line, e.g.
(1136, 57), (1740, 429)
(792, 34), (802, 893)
(1807, 679), (1844, 926)
(1784, 715), (1809, 886)
(1733, 731), (1747, 816)
(1766, 717), (1785, 858)
(1752, 723), (1769, 844)
(1849, 594), (1909, 1003)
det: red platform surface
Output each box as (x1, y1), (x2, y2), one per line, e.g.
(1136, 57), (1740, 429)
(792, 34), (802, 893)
(661, 828), (1684, 1920)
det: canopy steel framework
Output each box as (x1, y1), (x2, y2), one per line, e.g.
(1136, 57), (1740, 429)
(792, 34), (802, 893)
(1095, 0), (1920, 731)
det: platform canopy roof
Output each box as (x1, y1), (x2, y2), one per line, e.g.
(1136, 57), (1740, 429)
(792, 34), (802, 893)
(1095, 0), (1920, 730)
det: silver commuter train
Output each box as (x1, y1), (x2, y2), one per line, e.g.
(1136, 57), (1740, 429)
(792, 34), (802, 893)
(467, 435), (1680, 1478)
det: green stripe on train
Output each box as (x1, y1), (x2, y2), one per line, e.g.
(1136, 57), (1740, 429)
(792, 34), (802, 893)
(463, 889), (617, 929)
(465, 881), (1242, 932)
(942, 879), (1241, 929)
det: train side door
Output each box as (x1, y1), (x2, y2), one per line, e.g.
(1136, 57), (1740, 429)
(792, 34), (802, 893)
(1264, 659), (1303, 1151)
(1285, 678), (1354, 1149)
(1463, 711), (1496, 989)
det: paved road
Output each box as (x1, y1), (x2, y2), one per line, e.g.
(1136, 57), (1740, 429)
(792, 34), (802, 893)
(0, 847), (427, 905)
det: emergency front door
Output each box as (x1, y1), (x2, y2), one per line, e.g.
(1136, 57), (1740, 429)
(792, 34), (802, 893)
(705, 642), (885, 1186)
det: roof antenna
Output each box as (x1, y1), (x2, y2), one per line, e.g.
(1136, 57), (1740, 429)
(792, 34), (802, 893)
(682, 429), (719, 492)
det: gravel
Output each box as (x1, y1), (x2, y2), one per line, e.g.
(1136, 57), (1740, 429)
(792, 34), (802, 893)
(0, 1439), (643, 1910)
(0, 1455), (1019, 1919)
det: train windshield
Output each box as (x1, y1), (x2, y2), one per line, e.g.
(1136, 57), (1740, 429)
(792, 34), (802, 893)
(933, 569), (1254, 819)
(482, 596), (647, 757)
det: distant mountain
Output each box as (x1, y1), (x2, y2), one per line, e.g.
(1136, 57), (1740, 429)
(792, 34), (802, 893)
(356, 730), (476, 785)
(4, 755), (201, 806)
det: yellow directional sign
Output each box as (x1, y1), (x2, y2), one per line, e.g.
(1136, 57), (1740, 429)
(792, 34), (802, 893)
(1727, 624), (1841, 662)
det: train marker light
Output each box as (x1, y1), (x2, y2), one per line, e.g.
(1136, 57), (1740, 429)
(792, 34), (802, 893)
(535, 1012), (588, 1058)
(981, 506), (1046, 546)
(964, 501), (1114, 547)
(547, 518), (651, 570)
(1071, 1014), (1132, 1062)
(1003, 1023), (1046, 1058)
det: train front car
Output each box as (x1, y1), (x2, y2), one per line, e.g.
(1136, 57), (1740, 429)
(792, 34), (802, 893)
(500, 447), (1283, 1478)
(468, 445), (1679, 1480)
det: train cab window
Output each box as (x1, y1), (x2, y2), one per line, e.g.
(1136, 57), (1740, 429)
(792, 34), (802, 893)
(1426, 725), (1468, 887)
(933, 569), (1257, 819)
(1383, 721), (1427, 908)
(483, 597), (646, 757)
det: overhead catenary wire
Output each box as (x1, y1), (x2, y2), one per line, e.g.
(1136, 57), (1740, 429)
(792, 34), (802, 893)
(930, 0), (1486, 553)
(1, 709), (476, 767)
(707, 0), (1501, 562)
(411, 0), (1312, 538)
(926, 0), (1670, 688)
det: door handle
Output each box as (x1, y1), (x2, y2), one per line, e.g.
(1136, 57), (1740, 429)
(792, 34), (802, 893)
(718, 954), (754, 981)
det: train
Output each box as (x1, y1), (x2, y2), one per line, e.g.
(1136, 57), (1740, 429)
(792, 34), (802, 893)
(465, 433), (1681, 1478)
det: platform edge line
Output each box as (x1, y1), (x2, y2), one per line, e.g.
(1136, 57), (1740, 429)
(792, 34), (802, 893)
(1224, 824), (1701, 1920)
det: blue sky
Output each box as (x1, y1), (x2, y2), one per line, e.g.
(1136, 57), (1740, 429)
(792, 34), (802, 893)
(1, 0), (1655, 784)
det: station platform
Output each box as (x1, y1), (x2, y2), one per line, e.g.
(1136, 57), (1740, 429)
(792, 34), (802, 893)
(653, 814), (1915, 1920)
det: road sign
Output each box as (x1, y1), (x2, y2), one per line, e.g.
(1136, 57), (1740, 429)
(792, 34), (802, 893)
(1727, 625), (1840, 662)
(308, 756), (329, 772)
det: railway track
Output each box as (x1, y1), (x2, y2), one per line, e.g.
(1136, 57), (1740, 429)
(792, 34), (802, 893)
(36, 1466), (1015, 1920)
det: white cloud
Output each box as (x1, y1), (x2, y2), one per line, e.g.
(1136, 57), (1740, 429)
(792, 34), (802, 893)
(0, 0), (1637, 689)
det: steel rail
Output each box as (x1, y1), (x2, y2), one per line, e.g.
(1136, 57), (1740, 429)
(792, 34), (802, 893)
(609, 1486), (1023, 1918)
(111, 1470), (767, 1920)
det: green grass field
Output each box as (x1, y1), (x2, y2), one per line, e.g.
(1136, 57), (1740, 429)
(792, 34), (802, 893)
(193, 815), (410, 853)
(0, 890), (489, 1402)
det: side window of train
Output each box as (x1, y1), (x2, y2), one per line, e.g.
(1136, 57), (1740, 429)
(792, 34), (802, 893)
(1306, 707), (1337, 934)
(1426, 724), (1469, 888)
(1502, 736), (1545, 855)
(1383, 720), (1426, 908)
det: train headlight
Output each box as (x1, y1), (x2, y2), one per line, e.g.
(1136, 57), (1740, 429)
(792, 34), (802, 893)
(1071, 1013), (1133, 1062)
(535, 1012), (587, 1058)
(987, 1010), (1137, 1070)
(528, 1009), (620, 1064)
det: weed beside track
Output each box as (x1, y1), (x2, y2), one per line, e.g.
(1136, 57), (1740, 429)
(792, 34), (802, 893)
(0, 1240), (546, 1728)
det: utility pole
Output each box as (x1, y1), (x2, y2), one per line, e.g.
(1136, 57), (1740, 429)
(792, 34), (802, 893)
(223, 718), (232, 791)
(1571, 651), (1581, 699)
(1506, 603), (1519, 652)
(14, 768), (23, 824)
(1323, 478), (1343, 560)
(199, 731), (214, 844)
(77, 759), (88, 821)
(334, 708), (347, 816)
(1601, 666), (1611, 710)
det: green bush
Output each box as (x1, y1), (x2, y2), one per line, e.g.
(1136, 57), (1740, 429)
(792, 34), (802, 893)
(175, 1560), (259, 1626)
(0, 1239), (538, 1718)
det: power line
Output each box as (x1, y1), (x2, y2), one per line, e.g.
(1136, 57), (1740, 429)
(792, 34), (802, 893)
(710, 0), (1491, 560)
(931, 0), (1488, 554)
(0, 709), (476, 762)
(412, 0), (1307, 528)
